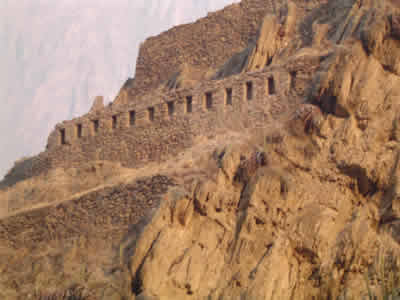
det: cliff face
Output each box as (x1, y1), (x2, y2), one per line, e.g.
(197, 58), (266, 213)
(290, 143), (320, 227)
(125, 1), (400, 298)
(2, 0), (400, 299)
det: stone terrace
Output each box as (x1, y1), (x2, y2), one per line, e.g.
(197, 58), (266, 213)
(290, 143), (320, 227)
(2, 68), (291, 187)
(0, 175), (175, 249)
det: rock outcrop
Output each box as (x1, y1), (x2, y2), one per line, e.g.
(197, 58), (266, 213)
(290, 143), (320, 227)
(122, 0), (400, 299)
(214, 1), (298, 80)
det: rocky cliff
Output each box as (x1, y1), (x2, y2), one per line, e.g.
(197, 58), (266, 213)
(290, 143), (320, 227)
(2, 0), (400, 299)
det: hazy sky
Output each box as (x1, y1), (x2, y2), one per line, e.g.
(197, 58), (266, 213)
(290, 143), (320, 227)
(0, 0), (239, 179)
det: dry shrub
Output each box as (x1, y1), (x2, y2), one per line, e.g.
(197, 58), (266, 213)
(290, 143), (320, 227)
(33, 285), (88, 300)
(363, 248), (400, 300)
(313, 246), (400, 300)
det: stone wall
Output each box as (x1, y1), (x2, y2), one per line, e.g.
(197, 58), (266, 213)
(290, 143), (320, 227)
(127, 0), (285, 96)
(0, 175), (174, 249)
(0, 0), (326, 188)
(2, 68), (291, 187)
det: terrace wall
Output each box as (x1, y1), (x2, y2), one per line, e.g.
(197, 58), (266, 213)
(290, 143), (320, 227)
(0, 175), (174, 249)
(2, 69), (291, 187)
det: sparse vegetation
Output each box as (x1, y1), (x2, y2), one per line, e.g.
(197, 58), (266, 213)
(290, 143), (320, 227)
(32, 285), (88, 300)
(313, 249), (400, 300)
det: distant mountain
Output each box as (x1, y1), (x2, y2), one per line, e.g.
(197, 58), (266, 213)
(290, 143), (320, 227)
(0, 0), (238, 178)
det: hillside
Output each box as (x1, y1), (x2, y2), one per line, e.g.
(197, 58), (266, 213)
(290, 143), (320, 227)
(1, 0), (400, 299)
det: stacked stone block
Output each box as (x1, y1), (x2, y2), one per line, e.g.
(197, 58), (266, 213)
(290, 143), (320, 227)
(3, 69), (290, 187)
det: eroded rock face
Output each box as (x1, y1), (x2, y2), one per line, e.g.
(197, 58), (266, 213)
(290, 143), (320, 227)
(123, 140), (376, 299)
(125, 115), (399, 299)
(121, 1), (400, 299)
(213, 2), (299, 80)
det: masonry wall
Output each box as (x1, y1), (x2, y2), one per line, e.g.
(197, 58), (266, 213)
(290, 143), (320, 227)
(2, 69), (291, 187)
(128, 0), (285, 96)
(0, 175), (174, 249)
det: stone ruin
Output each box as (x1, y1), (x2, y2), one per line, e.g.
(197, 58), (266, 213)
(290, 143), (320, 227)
(3, 68), (291, 187)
